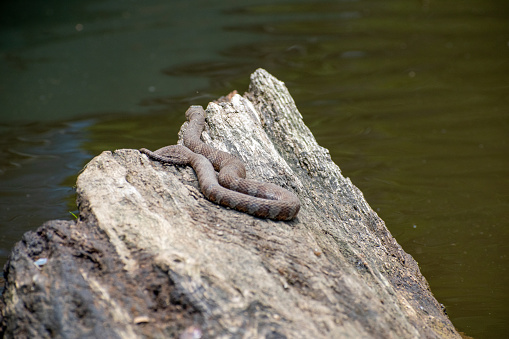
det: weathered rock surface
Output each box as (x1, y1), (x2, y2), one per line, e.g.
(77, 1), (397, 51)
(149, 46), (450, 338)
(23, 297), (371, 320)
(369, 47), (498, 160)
(0, 69), (460, 338)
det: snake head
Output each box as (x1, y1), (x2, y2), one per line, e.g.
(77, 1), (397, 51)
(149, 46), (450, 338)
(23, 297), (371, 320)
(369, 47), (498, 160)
(185, 105), (206, 121)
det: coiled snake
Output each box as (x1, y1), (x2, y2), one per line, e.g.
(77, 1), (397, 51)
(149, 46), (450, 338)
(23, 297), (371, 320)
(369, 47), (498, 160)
(140, 106), (300, 220)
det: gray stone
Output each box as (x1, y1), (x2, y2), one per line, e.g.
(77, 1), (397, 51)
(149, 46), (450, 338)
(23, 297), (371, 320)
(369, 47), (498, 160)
(0, 69), (460, 338)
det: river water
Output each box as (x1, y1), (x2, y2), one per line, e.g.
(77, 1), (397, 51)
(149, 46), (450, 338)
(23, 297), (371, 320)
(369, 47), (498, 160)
(1, 0), (508, 337)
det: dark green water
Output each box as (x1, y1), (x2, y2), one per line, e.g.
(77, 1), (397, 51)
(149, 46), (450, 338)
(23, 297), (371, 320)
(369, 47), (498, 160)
(1, 0), (508, 337)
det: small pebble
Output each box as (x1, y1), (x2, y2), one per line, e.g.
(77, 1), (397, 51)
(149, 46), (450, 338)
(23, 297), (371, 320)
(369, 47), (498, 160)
(34, 258), (48, 267)
(133, 316), (151, 324)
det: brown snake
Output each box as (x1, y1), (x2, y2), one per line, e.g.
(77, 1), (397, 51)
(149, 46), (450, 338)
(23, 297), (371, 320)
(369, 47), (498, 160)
(140, 105), (300, 220)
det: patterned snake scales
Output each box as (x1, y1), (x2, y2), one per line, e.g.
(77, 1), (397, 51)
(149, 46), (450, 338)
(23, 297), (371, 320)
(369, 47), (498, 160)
(140, 105), (300, 220)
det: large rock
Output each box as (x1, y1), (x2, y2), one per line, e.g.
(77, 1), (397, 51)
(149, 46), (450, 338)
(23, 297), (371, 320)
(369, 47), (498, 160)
(0, 69), (460, 338)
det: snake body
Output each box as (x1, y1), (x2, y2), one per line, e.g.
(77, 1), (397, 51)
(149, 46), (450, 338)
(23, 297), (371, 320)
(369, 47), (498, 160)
(140, 105), (300, 220)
